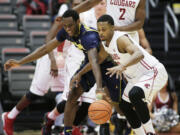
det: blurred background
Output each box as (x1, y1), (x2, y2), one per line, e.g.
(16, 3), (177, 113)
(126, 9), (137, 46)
(0, 0), (179, 134)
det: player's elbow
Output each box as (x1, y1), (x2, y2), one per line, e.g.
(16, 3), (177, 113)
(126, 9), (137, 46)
(136, 20), (144, 30)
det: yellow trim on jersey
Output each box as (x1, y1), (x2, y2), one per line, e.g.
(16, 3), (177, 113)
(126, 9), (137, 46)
(72, 41), (85, 50)
(82, 23), (97, 32)
(119, 79), (122, 102)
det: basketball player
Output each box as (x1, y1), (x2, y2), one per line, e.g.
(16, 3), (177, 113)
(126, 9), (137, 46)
(1, 29), (66, 135)
(4, 9), (105, 135)
(97, 15), (168, 135)
(72, 0), (146, 44)
(71, 14), (168, 135)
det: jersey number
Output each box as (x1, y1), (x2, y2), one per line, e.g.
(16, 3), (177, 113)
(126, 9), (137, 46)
(119, 8), (126, 20)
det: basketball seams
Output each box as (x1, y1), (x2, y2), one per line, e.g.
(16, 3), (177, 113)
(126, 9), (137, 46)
(89, 101), (112, 114)
(88, 100), (112, 124)
(88, 110), (110, 120)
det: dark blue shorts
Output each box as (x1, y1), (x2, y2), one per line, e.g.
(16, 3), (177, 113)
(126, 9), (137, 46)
(75, 59), (126, 102)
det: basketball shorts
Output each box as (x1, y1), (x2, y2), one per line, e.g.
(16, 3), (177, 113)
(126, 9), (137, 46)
(30, 54), (65, 96)
(122, 63), (168, 103)
(76, 59), (126, 103)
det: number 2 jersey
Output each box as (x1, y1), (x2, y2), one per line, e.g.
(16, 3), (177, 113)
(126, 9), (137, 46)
(106, 0), (140, 42)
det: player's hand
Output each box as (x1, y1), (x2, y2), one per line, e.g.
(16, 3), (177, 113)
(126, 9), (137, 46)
(50, 60), (58, 78)
(96, 88), (111, 103)
(70, 73), (81, 90)
(4, 59), (21, 71)
(106, 65), (126, 79)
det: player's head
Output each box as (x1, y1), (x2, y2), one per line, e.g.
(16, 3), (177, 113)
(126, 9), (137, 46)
(62, 9), (80, 37)
(97, 14), (114, 41)
(94, 0), (106, 16)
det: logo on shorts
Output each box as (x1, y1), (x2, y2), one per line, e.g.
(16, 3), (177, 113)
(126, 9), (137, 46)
(144, 83), (150, 89)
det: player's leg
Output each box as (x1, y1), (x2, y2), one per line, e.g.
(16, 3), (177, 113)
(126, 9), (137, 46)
(2, 57), (51, 135)
(131, 65), (168, 135)
(64, 85), (84, 135)
(128, 86), (155, 134)
(119, 99), (146, 135)
(42, 100), (66, 135)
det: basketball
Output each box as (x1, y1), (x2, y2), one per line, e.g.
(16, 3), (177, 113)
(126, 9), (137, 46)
(88, 100), (112, 124)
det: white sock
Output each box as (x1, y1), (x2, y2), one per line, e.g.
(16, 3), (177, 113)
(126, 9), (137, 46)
(133, 126), (146, 135)
(48, 110), (59, 120)
(8, 107), (20, 119)
(54, 113), (64, 126)
(143, 119), (155, 133)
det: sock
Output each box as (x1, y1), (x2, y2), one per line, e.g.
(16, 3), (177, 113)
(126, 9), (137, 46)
(8, 107), (20, 119)
(48, 110), (59, 120)
(133, 126), (146, 135)
(64, 126), (72, 135)
(143, 119), (155, 133)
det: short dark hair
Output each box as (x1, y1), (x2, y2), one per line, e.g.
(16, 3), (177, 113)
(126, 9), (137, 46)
(62, 9), (79, 21)
(97, 14), (114, 25)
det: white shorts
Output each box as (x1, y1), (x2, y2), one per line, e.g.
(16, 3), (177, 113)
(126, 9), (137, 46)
(61, 45), (96, 103)
(122, 63), (168, 104)
(30, 52), (65, 96)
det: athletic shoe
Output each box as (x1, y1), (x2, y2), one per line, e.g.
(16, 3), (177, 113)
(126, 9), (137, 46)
(2, 112), (15, 135)
(41, 112), (54, 135)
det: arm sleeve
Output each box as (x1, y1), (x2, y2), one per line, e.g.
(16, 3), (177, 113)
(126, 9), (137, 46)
(56, 28), (67, 42)
(81, 32), (100, 50)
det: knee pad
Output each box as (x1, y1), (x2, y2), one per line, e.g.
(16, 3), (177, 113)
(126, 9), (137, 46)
(56, 100), (66, 114)
(129, 86), (145, 103)
(26, 91), (42, 102)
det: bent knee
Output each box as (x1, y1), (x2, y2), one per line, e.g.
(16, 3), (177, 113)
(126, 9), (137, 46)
(129, 86), (145, 103)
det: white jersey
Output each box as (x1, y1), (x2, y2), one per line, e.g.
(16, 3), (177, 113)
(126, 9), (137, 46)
(102, 31), (168, 103)
(102, 31), (159, 82)
(80, 8), (97, 29)
(106, 0), (140, 42)
(107, 0), (140, 27)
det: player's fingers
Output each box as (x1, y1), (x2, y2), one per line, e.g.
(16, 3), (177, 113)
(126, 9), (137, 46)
(116, 71), (121, 79)
(109, 70), (116, 77)
(4, 63), (13, 71)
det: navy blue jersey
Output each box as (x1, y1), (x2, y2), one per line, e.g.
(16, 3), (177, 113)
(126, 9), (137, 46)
(78, 59), (126, 103)
(56, 24), (100, 53)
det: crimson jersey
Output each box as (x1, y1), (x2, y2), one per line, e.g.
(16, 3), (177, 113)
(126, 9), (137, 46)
(154, 92), (173, 109)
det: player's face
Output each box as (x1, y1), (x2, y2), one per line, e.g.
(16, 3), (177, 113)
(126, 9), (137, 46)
(62, 17), (79, 37)
(94, 0), (106, 14)
(97, 22), (113, 41)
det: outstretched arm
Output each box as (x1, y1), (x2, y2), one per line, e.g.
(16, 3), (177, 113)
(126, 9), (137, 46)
(73, 0), (102, 13)
(87, 47), (103, 90)
(114, 0), (146, 31)
(4, 38), (61, 70)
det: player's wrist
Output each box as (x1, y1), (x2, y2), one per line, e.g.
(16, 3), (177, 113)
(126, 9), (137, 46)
(96, 87), (104, 92)
(120, 63), (127, 71)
